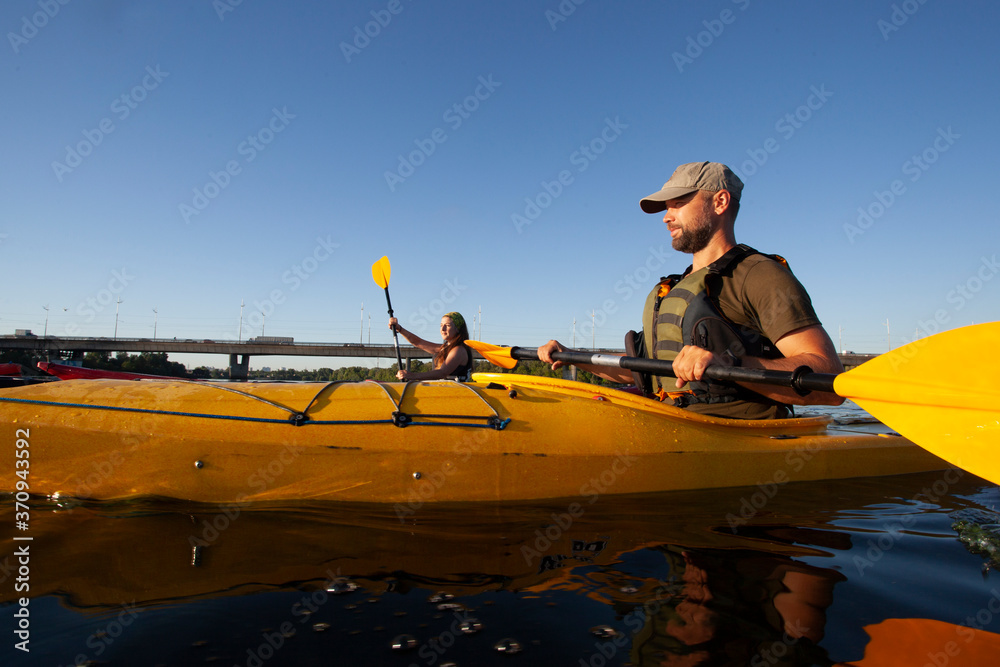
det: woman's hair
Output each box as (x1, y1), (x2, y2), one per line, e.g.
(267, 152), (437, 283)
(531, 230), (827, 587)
(433, 313), (469, 369)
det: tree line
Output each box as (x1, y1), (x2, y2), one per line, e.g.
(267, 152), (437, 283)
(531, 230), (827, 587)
(249, 359), (614, 385)
(1, 349), (616, 386)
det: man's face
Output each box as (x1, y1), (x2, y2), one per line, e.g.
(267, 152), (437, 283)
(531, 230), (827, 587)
(663, 190), (717, 254)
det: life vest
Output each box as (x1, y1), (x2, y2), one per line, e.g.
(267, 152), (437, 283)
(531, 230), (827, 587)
(640, 244), (787, 406)
(446, 343), (474, 381)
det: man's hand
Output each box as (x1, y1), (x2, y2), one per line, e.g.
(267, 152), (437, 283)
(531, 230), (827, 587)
(537, 340), (568, 370)
(671, 345), (733, 388)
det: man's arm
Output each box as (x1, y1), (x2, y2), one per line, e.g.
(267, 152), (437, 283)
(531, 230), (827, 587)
(670, 324), (846, 406)
(537, 340), (633, 384)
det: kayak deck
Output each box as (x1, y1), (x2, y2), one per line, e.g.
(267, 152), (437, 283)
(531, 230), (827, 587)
(0, 373), (947, 503)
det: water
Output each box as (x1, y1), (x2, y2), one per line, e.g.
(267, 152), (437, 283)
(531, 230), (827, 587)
(3, 405), (1000, 666)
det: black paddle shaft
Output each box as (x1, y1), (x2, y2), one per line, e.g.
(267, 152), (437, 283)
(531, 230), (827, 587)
(383, 287), (404, 370)
(512, 347), (838, 395)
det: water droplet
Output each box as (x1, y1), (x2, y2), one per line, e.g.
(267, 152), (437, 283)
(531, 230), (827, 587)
(326, 578), (359, 595)
(391, 634), (418, 651)
(620, 584), (639, 594)
(459, 618), (483, 634)
(437, 602), (466, 612)
(494, 638), (522, 654)
(590, 625), (620, 639)
(312, 622), (330, 632)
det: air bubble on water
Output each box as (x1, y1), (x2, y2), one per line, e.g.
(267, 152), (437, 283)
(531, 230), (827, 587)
(391, 634), (418, 651)
(459, 618), (483, 634)
(620, 584), (639, 594)
(428, 591), (453, 603)
(590, 625), (621, 639)
(494, 637), (523, 654)
(326, 578), (358, 595)
(312, 623), (330, 632)
(437, 602), (466, 612)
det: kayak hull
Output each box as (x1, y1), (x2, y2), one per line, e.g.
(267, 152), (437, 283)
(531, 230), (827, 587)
(1, 373), (947, 503)
(36, 360), (197, 381)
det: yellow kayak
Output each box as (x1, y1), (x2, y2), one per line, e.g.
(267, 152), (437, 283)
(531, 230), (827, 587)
(1, 373), (947, 503)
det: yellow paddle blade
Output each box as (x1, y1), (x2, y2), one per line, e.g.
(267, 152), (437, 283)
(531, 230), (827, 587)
(844, 618), (1000, 666)
(371, 256), (391, 289)
(465, 340), (518, 370)
(834, 322), (1000, 485)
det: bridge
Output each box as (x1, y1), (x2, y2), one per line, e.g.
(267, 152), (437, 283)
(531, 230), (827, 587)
(0, 336), (440, 380)
(0, 335), (876, 380)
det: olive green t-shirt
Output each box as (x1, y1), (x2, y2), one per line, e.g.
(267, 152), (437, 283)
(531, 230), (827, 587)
(682, 253), (821, 420)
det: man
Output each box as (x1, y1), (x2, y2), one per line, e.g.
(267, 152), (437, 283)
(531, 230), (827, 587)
(538, 161), (844, 419)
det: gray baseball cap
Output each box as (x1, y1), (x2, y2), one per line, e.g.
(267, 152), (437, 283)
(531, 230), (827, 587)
(640, 162), (744, 213)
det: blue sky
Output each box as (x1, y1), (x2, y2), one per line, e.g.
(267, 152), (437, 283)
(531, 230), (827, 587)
(2, 0), (997, 370)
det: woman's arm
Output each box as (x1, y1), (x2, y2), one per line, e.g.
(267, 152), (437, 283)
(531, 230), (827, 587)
(397, 344), (469, 381)
(396, 345), (471, 380)
(388, 318), (441, 355)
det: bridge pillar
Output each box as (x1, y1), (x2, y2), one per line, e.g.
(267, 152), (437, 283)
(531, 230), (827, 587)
(229, 354), (249, 381)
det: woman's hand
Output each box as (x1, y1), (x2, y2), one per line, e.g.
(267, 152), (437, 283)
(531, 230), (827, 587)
(388, 317), (400, 331)
(396, 369), (410, 381)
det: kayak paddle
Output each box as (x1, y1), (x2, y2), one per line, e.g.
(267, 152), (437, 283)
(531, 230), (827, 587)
(842, 617), (1000, 666)
(371, 255), (404, 372)
(467, 321), (1000, 486)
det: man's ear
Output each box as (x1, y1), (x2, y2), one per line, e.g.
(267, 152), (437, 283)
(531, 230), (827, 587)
(713, 190), (733, 215)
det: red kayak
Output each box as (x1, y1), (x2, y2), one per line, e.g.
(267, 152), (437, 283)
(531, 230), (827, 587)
(0, 363), (23, 376)
(37, 361), (196, 381)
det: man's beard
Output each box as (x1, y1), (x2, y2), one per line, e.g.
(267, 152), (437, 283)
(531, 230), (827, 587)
(671, 197), (715, 253)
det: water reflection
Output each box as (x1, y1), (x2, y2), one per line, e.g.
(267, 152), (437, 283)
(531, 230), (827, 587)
(628, 545), (843, 665)
(2, 470), (1000, 666)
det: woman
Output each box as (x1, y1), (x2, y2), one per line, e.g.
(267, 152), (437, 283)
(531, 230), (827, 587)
(388, 311), (473, 381)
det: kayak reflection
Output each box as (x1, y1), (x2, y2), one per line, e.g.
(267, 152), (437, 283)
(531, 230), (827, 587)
(2, 470), (997, 666)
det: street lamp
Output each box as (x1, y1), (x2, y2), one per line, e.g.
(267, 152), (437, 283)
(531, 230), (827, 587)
(42, 305), (49, 338)
(239, 299), (245, 343)
(590, 309), (597, 350)
(114, 298), (123, 340)
(152, 308), (158, 340)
